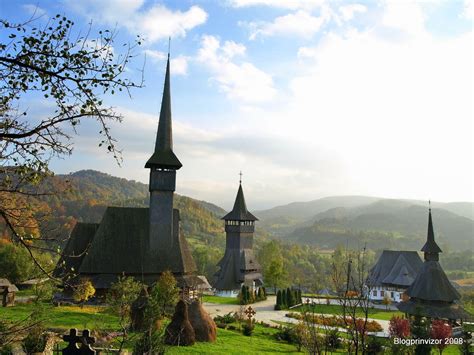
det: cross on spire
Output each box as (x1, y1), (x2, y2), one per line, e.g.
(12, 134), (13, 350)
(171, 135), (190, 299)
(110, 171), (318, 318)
(239, 171), (243, 184)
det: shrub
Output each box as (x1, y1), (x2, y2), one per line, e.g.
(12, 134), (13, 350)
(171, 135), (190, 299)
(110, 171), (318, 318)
(242, 322), (254, 336)
(389, 316), (410, 338)
(325, 328), (341, 350)
(133, 329), (164, 355)
(213, 312), (236, 324)
(366, 336), (384, 354)
(22, 327), (47, 353)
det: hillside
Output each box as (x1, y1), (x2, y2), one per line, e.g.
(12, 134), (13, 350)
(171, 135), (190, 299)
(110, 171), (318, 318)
(262, 198), (473, 251)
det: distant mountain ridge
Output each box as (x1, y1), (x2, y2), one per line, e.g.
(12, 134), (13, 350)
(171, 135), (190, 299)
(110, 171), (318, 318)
(256, 197), (473, 252)
(8, 170), (468, 254)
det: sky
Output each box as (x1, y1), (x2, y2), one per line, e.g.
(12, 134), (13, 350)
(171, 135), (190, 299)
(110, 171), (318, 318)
(1, 0), (473, 209)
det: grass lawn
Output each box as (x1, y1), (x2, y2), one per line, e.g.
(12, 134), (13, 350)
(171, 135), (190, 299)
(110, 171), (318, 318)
(0, 302), (119, 330)
(202, 295), (240, 305)
(292, 304), (403, 321)
(167, 324), (307, 354)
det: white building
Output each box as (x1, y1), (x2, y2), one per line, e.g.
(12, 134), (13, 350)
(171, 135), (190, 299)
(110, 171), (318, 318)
(366, 250), (423, 303)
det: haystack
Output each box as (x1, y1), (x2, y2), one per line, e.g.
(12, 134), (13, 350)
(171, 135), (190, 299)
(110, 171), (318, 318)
(164, 300), (195, 346)
(188, 300), (217, 342)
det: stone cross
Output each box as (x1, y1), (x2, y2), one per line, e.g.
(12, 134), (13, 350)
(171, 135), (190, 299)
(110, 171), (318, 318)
(62, 329), (80, 354)
(78, 329), (96, 355)
(62, 329), (96, 355)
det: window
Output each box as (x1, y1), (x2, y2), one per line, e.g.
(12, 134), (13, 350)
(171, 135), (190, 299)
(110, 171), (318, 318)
(373, 291), (377, 297)
(380, 291), (384, 297)
(391, 292), (394, 298)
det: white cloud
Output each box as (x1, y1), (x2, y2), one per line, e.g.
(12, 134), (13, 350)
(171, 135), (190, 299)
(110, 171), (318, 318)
(67, 1), (207, 43)
(144, 49), (166, 61)
(144, 50), (187, 75)
(197, 35), (276, 103)
(22, 4), (47, 17)
(290, 11), (473, 201)
(246, 9), (330, 39)
(228, 0), (327, 10)
(461, 0), (473, 19)
(339, 4), (367, 21)
(381, 0), (427, 38)
(171, 56), (188, 75)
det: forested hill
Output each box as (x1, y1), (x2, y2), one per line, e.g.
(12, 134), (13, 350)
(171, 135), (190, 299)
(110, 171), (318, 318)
(0, 170), (227, 245)
(258, 198), (473, 252)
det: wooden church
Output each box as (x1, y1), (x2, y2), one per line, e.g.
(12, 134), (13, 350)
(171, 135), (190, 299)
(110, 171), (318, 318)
(397, 206), (471, 321)
(55, 55), (209, 296)
(213, 179), (263, 297)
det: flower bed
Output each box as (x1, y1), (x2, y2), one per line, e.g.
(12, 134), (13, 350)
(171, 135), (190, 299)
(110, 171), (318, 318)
(286, 312), (383, 332)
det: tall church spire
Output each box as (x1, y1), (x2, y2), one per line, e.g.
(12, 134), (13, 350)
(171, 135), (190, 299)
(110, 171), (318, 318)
(421, 202), (442, 261)
(145, 53), (182, 169)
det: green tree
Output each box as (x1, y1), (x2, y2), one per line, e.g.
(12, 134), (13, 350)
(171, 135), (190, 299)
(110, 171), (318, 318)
(0, 242), (34, 283)
(73, 279), (95, 307)
(258, 240), (288, 293)
(107, 275), (142, 351)
(146, 271), (179, 322)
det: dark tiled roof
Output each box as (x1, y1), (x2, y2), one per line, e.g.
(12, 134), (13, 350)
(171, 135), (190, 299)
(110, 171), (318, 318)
(382, 254), (417, 286)
(54, 223), (99, 278)
(222, 184), (258, 221)
(78, 207), (195, 276)
(145, 56), (182, 170)
(367, 250), (423, 287)
(406, 260), (460, 302)
(397, 299), (472, 320)
(214, 249), (262, 290)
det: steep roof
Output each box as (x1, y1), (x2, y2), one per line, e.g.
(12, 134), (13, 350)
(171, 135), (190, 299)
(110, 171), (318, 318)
(367, 250), (423, 287)
(397, 298), (472, 320)
(222, 183), (258, 221)
(382, 254), (418, 286)
(214, 248), (262, 290)
(78, 207), (195, 275)
(406, 261), (460, 302)
(421, 208), (442, 256)
(54, 223), (99, 278)
(145, 55), (182, 170)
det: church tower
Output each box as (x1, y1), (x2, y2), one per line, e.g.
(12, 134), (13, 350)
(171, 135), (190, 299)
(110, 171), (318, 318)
(397, 204), (470, 320)
(145, 54), (182, 252)
(214, 176), (263, 297)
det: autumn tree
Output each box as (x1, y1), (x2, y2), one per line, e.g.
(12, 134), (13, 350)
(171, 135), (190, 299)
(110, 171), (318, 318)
(0, 12), (142, 276)
(72, 278), (95, 307)
(430, 320), (452, 355)
(389, 316), (411, 354)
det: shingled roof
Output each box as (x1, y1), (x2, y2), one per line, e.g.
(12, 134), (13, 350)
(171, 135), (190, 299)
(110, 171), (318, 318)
(214, 249), (262, 290)
(367, 251), (423, 287)
(145, 55), (182, 170)
(222, 183), (258, 221)
(406, 261), (460, 302)
(78, 207), (196, 278)
(54, 223), (99, 278)
(397, 299), (472, 320)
